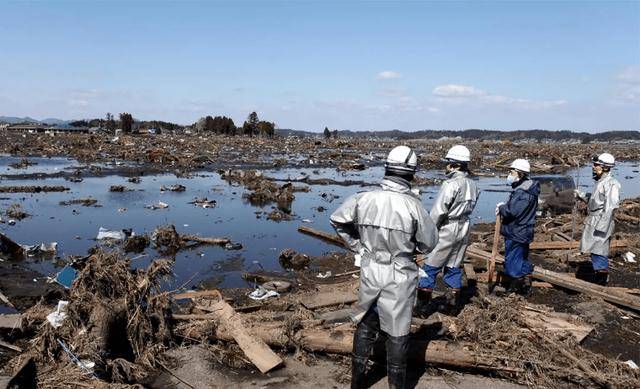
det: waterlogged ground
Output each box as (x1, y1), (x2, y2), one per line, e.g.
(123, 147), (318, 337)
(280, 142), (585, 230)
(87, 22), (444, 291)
(1, 155), (639, 291)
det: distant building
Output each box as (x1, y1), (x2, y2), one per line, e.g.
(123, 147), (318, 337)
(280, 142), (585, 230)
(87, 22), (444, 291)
(5, 124), (96, 134)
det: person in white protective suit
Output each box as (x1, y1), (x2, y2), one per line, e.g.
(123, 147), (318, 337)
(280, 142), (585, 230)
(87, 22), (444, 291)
(416, 145), (479, 315)
(575, 153), (621, 285)
(330, 145), (439, 389)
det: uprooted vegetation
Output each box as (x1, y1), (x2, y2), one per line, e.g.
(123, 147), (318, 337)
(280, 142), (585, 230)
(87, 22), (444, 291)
(5, 250), (173, 386)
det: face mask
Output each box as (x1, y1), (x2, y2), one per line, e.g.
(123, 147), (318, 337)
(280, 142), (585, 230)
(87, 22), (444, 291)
(507, 174), (517, 185)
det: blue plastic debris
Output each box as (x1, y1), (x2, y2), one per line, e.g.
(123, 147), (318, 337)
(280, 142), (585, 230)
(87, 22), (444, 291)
(55, 266), (78, 289)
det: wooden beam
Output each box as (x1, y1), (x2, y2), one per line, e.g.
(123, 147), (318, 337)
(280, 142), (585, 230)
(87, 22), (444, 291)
(0, 340), (22, 352)
(196, 298), (283, 373)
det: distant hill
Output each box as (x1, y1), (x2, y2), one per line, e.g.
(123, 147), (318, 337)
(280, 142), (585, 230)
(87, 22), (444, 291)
(277, 128), (640, 142)
(0, 116), (41, 124)
(0, 116), (70, 125)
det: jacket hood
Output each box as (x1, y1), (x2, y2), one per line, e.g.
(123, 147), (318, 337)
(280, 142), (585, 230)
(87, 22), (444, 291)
(513, 178), (540, 196)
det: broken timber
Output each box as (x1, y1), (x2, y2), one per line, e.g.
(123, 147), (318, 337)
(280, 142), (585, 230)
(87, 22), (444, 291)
(467, 245), (640, 312)
(196, 297), (283, 373)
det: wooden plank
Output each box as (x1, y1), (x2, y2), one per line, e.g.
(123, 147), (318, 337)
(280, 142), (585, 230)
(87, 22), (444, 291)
(0, 340), (22, 352)
(488, 217), (502, 288)
(298, 290), (358, 310)
(197, 298), (283, 373)
(0, 291), (15, 309)
(522, 307), (593, 342)
(172, 290), (223, 300)
(529, 240), (627, 250)
(463, 264), (476, 281)
(0, 314), (21, 329)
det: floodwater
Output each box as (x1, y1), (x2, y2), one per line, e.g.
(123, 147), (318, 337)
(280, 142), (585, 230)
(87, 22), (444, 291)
(1, 155), (638, 291)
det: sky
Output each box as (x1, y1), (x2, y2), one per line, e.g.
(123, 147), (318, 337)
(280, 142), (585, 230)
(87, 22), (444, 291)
(1, 1), (639, 132)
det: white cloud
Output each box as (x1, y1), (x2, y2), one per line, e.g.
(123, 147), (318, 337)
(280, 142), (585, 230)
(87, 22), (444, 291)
(616, 66), (640, 84)
(433, 84), (486, 98)
(612, 66), (640, 104)
(432, 83), (566, 110)
(376, 71), (402, 80)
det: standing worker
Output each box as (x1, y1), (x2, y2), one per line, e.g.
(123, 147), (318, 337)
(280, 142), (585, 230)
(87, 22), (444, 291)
(575, 153), (621, 285)
(417, 145), (479, 315)
(496, 159), (540, 294)
(330, 145), (438, 389)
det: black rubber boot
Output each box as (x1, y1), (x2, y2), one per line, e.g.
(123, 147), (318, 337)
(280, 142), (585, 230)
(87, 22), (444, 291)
(351, 310), (380, 389)
(416, 288), (432, 318)
(508, 276), (531, 296)
(439, 288), (462, 315)
(593, 271), (609, 286)
(386, 334), (410, 389)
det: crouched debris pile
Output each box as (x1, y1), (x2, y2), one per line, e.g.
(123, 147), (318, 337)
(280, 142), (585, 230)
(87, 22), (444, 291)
(452, 295), (639, 388)
(11, 250), (173, 386)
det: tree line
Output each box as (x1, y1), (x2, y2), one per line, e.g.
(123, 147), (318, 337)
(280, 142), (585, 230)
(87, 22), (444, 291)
(71, 111), (277, 136)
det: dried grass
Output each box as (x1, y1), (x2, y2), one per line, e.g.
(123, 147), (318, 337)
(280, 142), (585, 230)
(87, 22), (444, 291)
(453, 295), (640, 388)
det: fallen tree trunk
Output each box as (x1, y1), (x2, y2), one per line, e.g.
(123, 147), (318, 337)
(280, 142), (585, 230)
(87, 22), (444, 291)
(297, 226), (345, 248)
(298, 290), (358, 310)
(529, 240), (627, 250)
(181, 235), (231, 246)
(209, 324), (521, 373)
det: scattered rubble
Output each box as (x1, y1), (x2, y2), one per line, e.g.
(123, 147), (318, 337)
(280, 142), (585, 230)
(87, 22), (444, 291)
(0, 186), (68, 193)
(160, 184), (186, 192)
(59, 198), (98, 207)
(278, 249), (310, 270)
(5, 204), (29, 220)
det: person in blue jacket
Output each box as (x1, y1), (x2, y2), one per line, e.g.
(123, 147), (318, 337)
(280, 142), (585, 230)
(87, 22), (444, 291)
(495, 158), (540, 295)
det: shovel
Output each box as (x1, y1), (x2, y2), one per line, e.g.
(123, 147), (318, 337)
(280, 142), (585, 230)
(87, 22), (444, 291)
(487, 216), (502, 293)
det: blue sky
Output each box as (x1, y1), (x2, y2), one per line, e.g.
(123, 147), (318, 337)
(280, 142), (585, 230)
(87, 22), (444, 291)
(1, 1), (639, 131)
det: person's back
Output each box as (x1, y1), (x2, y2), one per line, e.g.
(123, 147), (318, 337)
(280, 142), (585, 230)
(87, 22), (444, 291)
(346, 181), (435, 264)
(500, 177), (540, 244)
(329, 146), (438, 389)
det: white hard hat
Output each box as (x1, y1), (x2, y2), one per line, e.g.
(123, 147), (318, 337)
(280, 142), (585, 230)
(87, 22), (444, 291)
(444, 145), (471, 163)
(510, 158), (530, 173)
(593, 153), (615, 167)
(385, 145), (417, 173)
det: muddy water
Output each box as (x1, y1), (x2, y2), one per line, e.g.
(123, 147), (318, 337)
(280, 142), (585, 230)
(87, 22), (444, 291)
(1, 155), (638, 291)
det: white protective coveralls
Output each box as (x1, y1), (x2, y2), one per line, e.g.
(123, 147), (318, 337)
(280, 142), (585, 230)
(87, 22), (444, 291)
(330, 177), (438, 337)
(579, 173), (621, 257)
(424, 170), (479, 268)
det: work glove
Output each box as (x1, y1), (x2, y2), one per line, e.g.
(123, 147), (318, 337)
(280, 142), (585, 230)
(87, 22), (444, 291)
(495, 202), (505, 215)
